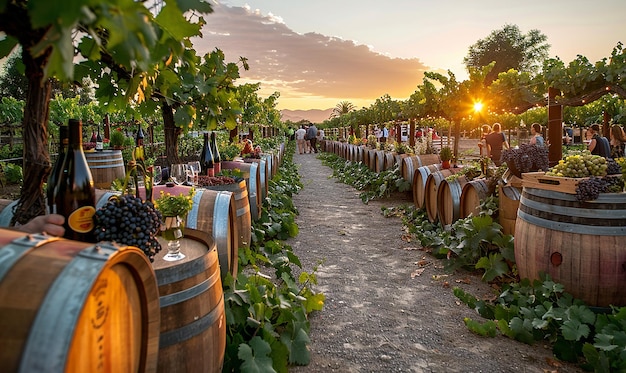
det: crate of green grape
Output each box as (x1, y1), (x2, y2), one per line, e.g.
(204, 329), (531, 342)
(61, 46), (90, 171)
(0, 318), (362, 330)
(521, 172), (584, 194)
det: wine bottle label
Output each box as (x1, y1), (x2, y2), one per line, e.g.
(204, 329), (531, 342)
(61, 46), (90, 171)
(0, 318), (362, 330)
(68, 206), (96, 233)
(96, 142), (103, 151)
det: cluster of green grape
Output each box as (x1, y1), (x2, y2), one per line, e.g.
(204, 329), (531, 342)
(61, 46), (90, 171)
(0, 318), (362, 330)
(547, 154), (608, 178)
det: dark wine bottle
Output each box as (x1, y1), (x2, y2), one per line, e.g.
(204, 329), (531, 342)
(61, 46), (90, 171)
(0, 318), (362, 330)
(52, 119), (97, 242)
(90, 130), (97, 143)
(210, 131), (221, 174)
(96, 124), (103, 151)
(200, 132), (214, 177)
(47, 125), (68, 213)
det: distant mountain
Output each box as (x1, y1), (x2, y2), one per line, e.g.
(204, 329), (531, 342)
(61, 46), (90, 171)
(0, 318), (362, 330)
(280, 108), (333, 124)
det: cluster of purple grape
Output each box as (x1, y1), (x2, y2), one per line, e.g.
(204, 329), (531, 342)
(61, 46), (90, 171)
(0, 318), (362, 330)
(575, 177), (607, 202)
(605, 176), (625, 193)
(501, 143), (549, 174)
(607, 159), (621, 175)
(93, 194), (163, 262)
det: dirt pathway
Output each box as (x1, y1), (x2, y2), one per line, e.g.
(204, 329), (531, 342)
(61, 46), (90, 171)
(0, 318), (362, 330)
(286, 150), (582, 373)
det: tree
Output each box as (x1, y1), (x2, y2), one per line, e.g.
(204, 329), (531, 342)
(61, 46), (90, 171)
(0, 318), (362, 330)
(330, 101), (356, 119)
(464, 24), (550, 83)
(0, 0), (212, 225)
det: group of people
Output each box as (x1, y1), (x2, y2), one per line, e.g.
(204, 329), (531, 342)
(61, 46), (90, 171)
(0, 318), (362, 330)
(478, 122), (510, 166)
(295, 124), (323, 154)
(480, 121), (626, 164)
(585, 123), (626, 159)
(374, 126), (389, 143)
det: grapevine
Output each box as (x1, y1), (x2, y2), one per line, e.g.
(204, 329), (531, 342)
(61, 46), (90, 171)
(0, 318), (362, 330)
(93, 194), (163, 262)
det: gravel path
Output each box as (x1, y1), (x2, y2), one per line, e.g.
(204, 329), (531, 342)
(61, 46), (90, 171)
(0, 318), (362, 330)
(286, 150), (582, 373)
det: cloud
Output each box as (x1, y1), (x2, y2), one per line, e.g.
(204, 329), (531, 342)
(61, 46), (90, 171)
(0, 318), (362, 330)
(193, 4), (431, 108)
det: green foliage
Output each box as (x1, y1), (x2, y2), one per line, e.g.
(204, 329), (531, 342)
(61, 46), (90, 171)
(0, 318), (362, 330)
(109, 129), (126, 147)
(0, 144), (23, 160)
(398, 201), (514, 282)
(224, 141), (324, 372)
(455, 275), (626, 370)
(319, 152), (411, 204)
(0, 162), (23, 184)
(464, 24), (550, 82)
(439, 146), (453, 161)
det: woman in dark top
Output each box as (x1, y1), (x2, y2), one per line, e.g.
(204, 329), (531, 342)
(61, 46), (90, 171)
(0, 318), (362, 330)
(610, 124), (626, 158)
(587, 124), (612, 159)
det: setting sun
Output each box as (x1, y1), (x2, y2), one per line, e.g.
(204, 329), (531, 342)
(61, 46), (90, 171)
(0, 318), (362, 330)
(473, 101), (484, 112)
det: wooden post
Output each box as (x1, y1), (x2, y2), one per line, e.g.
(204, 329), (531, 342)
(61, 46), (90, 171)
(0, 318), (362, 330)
(409, 118), (415, 147)
(453, 117), (460, 162)
(548, 87), (562, 166)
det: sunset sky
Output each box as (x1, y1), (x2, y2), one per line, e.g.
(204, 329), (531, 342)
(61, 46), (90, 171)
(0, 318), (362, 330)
(193, 1), (626, 111)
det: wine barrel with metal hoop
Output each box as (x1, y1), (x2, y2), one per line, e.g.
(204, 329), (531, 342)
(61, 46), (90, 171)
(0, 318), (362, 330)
(153, 229), (226, 373)
(0, 229), (160, 372)
(515, 187), (626, 308)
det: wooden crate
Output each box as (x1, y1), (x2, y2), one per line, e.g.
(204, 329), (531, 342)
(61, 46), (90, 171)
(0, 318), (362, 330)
(521, 172), (582, 194)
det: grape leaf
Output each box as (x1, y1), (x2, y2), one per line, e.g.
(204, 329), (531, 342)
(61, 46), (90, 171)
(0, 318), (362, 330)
(561, 319), (591, 341)
(238, 337), (275, 373)
(280, 325), (311, 365)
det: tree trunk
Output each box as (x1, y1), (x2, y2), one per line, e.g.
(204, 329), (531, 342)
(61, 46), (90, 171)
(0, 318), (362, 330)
(11, 48), (52, 226)
(162, 101), (181, 167)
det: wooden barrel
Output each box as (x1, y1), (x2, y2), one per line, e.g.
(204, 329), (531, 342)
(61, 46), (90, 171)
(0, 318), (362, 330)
(85, 150), (126, 189)
(515, 187), (626, 307)
(153, 229), (225, 373)
(355, 146), (365, 163)
(373, 150), (386, 173)
(0, 229), (160, 372)
(412, 164), (441, 209)
(187, 188), (239, 280)
(221, 160), (261, 221)
(366, 149), (378, 171)
(245, 158), (268, 201)
(499, 185), (521, 236)
(460, 179), (494, 218)
(0, 199), (17, 227)
(437, 175), (469, 227)
(384, 152), (397, 171)
(402, 154), (441, 183)
(394, 153), (409, 174)
(261, 154), (274, 181)
(205, 180), (252, 261)
(424, 169), (458, 223)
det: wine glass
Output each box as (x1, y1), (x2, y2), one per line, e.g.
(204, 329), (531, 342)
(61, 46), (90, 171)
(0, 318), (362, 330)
(153, 165), (162, 185)
(187, 161), (201, 185)
(170, 164), (188, 185)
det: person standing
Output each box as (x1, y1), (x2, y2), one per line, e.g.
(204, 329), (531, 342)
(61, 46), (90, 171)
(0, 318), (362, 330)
(307, 123), (318, 153)
(587, 124), (611, 159)
(478, 124), (491, 156)
(485, 123), (509, 166)
(529, 123), (545, 146)
(610, 124), (626, 158)
(316, 127), (325, 151)
(381, 126), (389, 143)
(295, 125), (307, 154)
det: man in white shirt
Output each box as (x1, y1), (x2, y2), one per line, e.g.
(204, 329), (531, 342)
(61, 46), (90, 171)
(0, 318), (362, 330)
(295, 125), (307, 154)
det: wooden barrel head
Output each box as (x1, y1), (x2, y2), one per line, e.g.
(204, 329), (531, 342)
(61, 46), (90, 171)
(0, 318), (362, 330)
(0, 230), (160, 372)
